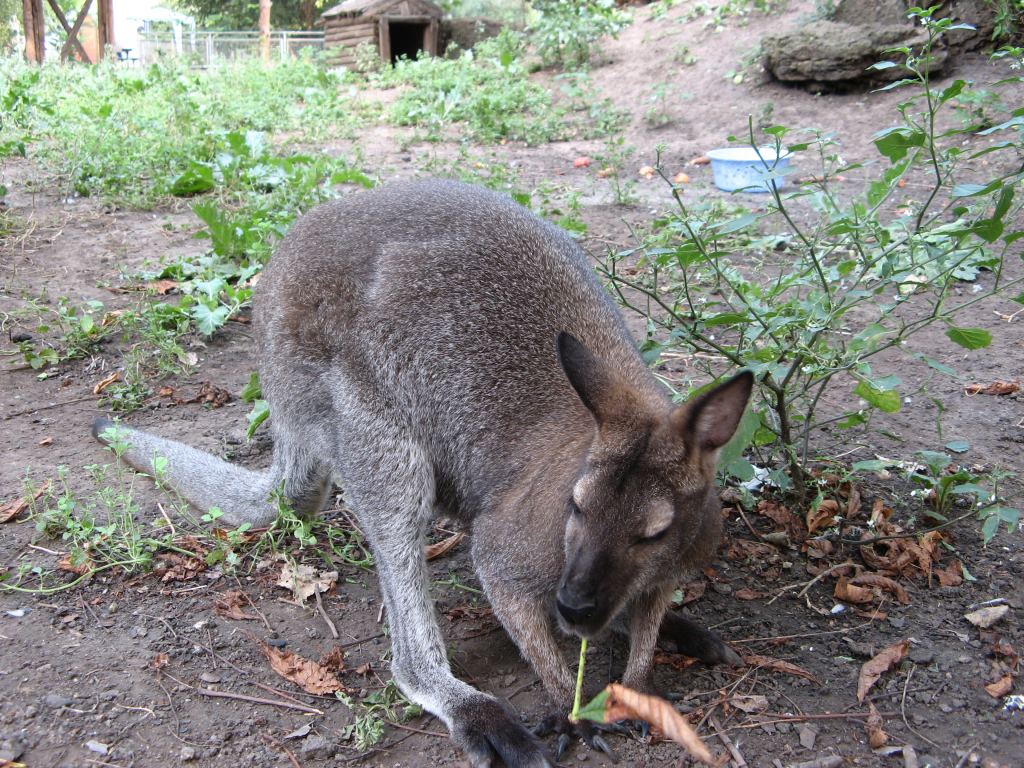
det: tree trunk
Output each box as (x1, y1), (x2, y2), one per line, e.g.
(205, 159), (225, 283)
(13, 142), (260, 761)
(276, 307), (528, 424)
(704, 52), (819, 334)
(301, 0), (316, 30)
(259, 0), (272, 62)
(22, 0), (45, 63)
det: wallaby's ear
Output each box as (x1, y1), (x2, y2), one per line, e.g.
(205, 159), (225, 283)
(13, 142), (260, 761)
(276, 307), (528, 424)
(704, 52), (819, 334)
(678, 371), (754, 450)
(556, 331), (619, 424)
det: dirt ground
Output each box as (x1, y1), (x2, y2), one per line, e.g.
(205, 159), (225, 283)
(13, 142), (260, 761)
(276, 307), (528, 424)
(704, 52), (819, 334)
(2, 2), (1023, 767)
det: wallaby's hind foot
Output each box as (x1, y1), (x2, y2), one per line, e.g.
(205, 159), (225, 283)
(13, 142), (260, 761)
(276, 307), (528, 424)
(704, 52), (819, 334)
(450, 696), (554, 768)
(90, 418), (329, 529)
(658, 611), (743, 667)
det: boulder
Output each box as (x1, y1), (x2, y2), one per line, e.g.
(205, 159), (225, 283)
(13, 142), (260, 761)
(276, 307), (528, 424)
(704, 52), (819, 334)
(762, 20), (947, 89)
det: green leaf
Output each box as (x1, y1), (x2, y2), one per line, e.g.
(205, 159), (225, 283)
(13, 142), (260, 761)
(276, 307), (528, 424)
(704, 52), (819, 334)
(716, 395), (759, 470)
(191, 303), (231, 336)
(725, 459), (756, 482)
(944, 440), (970, 454)
(246, 399), (269, 440)
(872, 127), (925, 162)
(170, 163), (216, 196)
(852, 459), (891, 472)
(854, 381), (901, 413)
(240, 372), (262, 403)
(575, 689), (610, 724)
(981, 513), (1000, 543)
(868, 61), (898, 70)
(945, 327), (992, 350)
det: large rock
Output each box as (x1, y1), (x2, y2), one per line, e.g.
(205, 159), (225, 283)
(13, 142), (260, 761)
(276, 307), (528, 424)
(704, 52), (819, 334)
(832, 0), (995, 52)
(762, 20), (947, 89)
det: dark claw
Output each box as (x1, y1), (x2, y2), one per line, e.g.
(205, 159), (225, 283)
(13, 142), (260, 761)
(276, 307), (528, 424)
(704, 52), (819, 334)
(589, 734), (618, 763)
(556, 732), (571, 761)
(635, 720), (650, 740)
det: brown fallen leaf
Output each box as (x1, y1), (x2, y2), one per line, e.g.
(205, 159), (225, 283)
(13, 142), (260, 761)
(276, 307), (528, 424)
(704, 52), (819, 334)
(689, 155), (711, 166)
(734, 588), (767, 600)
(965, 604), (1009, 628)
(0, 481), (50, 523)
(730, 694), (768, 713)
(213, 590), (258, 621)
(319, 646), (346, 674)
(865, 702), (888, 748)
(277, 561), (338, 603)
(806, 499), (840, 536)
(857, 640), (909, 702)
(964, 380), (1020, 396)
(596, 167), (615, 179)
(984, 674), (1013, 698)
(638, 165), (656, 179)
(603, 683), (719, 765)
(57, 551), (95, 576)
(261, 644), (344, 695)
(672, 171), (690, 184)
(38, 436), (53, 446)
(835, 576), (874, 604)
(149, 652), (170, 670)
(756, 500), (806, 543)
(742, 653), (818, 683)
(145, 279), (179, 295)
(93, 370), (122, 395)
(677, 578), (707, 605)
(848, 573), (911, 604)
(425, 531), (465, 561)
(934, 559), (964, 587)
(154, 548), (207, 583)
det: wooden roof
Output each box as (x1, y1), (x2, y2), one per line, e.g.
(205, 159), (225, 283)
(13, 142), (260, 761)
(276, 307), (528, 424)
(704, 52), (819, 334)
(322, 0), (442, 19)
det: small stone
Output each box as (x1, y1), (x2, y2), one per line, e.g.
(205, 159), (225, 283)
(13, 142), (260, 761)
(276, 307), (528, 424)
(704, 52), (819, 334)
(265, 637), (287, 648)
(200, 672), (222, 684)
(23, 706), (37, 718)
(45, 694), (74, 708)
(888, 616), (906, 629)
(909, 647), (935, 664)
(127, 625), (148, 638)
(300, 734), (334, 760)
(85, 740), (109, 755)
(100, 690), (119, 701)
(798, 723), (817, 749)
(180, 746), (197, 761)
(712, 582), (733, 595)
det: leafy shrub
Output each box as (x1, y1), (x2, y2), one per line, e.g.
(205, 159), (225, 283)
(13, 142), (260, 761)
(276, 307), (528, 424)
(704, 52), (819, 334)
(602, 11), (1023, 539)
(529, 0), (632, 68)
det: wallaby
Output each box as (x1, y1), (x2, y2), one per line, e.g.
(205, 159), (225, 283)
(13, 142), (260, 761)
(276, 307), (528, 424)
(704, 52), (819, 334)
(93, 179), (753, 768)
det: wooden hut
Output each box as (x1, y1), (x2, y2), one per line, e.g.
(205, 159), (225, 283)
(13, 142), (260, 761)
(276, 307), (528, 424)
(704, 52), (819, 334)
(322, 0), (442, 68)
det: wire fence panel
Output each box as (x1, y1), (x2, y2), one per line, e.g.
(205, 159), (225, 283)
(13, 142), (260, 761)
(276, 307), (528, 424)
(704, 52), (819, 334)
(135, 31), (324, 67)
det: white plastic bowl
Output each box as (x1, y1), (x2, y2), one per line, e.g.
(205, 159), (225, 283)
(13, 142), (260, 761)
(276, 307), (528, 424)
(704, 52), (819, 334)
(707, 146), (790, 193)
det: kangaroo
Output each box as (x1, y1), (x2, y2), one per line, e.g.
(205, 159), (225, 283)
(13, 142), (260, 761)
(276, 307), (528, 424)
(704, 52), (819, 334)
(92, 179), (753, 767)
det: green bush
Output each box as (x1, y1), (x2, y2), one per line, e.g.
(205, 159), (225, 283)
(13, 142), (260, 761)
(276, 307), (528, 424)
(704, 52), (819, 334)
(529, 0), (632, 68)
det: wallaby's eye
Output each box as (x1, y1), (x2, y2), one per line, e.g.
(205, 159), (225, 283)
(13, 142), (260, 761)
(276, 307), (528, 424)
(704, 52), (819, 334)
(568, 499), (583, 517)
(637, 528), (669, 545)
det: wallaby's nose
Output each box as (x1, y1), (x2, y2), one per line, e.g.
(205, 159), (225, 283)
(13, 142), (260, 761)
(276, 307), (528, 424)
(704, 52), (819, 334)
(556, 587), (596, 625)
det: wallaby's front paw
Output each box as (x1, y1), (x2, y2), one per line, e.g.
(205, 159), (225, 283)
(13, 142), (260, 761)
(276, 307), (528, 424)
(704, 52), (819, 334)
(450, 696), (553, 768)
(660, 611), (743, 667)
(533, 712), (619, 763)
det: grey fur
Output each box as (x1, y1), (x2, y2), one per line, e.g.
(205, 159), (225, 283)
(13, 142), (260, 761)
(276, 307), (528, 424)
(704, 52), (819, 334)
(93, 180), (752, 767)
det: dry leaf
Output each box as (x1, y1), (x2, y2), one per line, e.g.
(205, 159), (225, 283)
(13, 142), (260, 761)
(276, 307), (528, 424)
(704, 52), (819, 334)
(756, 500), (806, 543)
(261, 644), (343, 695)
(154, 549), (207, 583)
(603, 683), (718, 765)
(145, 279), (178, 295)
(857, 640), (909, 702)
(678, 578), (707, 605)
(57, 551), (94, 576)
(672, 171), (690, 184)
(92, 370), (122, 395)
(742, 653), (818, 683)
(213, 590), (258, 621)
(653, 651), (698, 672)
(38, 436), (53, 446)
(319, 646), (346, 674)
(730, 694), (768, 713)
(806, 499), (840, 535)
(596, 167), (615, 179)
(848, 573), (911, 604)
(964, 381), (1019, 396)
(865, 702), (888, 748)
(965, 604), (1009, 629)
(149, 652), (170, 670)
(934, 559), (963, 587)
(638, 165), (656, 179)
(573, 156), (591, 168)
(689, 155), (711, 166)
(984, 674), (1013, 698)
(734, 588), (767, 600)
(424, 531), (465, 561)
(0, 481), (49, 523)
(277, 561), (338, 603)
(835, 576), (874, 604)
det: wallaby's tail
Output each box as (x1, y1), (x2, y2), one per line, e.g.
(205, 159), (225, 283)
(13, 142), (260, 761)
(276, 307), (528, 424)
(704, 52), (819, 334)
(91, 418), (280, 527)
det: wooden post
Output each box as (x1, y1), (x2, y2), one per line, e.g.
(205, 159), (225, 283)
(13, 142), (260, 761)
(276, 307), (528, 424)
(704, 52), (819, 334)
(378, 17), (390, 64)
(97, 0), (114, 59)
(22, 0), (45, 63)
(259, 0), (272, 62)
(46, 0), (93, 62)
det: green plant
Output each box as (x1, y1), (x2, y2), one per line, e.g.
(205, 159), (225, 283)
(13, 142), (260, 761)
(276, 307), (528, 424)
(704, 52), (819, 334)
(599, 9), (1024, 518)
(529, 0), (632, 69)
(336, 680), (423, 751)
(592, 136), (638, 206)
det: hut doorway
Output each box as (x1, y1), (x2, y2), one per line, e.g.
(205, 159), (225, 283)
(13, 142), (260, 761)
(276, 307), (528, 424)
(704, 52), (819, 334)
(388, 20), (428, 62)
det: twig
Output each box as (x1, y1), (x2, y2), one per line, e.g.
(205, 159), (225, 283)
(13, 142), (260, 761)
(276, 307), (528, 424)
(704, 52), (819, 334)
(239, 589), (273, 631)
(386, 721), (447, 737)
(734, 506), (765, 540)
(156, 503), (177, 538)
(900, 665), (941, 750)
(709, 715), (747, 768)
(314, 584), (339, 639)
(337, 632), (385, 650)
(262, 734), (303, 768)
(766, 561), (854, 605)
(731, 711), (899, 728)
(2, 394), (96, 420)
(197, 687), (323, 714)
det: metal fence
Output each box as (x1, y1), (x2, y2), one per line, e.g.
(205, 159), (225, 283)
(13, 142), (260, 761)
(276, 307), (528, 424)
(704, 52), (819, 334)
(135, 31), (324, 67)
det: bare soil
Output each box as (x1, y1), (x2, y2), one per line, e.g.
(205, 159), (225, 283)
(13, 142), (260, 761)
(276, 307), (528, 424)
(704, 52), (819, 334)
(2, 3), (1023, 767)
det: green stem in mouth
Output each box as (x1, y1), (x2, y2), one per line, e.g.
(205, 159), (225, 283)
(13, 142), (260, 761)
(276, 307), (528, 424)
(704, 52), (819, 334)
(569, 637), (588, 723)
